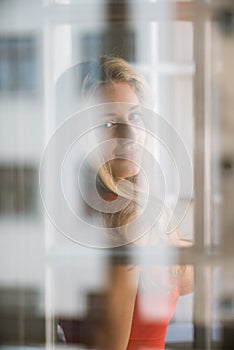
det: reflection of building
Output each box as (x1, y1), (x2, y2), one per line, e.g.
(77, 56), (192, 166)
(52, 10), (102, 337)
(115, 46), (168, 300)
(0, 0), (45, 335)
(2, 0), (234, 348)
(59, 290), (105, 347)
(0, 0), (194, 347)
(0, 166), (38, 215)
(0, 287), (45, 344)
(0, 36), (39, 93)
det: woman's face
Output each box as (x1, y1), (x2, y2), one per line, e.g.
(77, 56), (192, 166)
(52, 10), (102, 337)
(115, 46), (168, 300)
(95, 82), (146, 179)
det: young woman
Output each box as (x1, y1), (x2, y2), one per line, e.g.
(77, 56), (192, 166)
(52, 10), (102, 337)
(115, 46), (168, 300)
(57, 56), (194, 350)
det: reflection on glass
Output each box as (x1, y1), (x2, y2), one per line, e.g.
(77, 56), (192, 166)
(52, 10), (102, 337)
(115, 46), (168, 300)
(48, 56), (194, 349)
(0, 36), (38, 93)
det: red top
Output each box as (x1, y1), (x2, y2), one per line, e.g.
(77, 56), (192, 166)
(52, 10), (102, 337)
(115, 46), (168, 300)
(127, 283), (179, 350)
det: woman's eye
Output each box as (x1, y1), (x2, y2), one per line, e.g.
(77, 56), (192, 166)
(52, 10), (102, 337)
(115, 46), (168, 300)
(103, 121), (116, 128)
(129, 113), (143, 123)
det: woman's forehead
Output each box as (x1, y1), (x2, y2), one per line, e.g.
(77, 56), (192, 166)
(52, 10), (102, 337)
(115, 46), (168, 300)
(96, 82), (140, 105)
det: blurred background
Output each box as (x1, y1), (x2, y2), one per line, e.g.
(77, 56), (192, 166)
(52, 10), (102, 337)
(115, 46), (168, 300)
(0, 0), (234, 349)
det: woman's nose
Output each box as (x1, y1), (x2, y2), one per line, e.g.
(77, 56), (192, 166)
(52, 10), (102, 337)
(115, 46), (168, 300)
(116, 122), (138, 140)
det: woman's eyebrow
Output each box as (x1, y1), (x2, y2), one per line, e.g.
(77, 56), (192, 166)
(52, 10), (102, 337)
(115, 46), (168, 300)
(100, 113), (118, 119)
(129, 104), (141, 111)
(99, 105), (141, 119)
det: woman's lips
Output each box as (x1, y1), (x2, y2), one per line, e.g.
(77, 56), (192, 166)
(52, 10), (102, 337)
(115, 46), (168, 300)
(114, 152), (136, 158)
(114, 146), (140, 159)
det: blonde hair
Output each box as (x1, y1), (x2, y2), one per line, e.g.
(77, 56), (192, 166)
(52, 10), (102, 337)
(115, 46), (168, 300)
(81, 55), (152, 194)
(80, 56), (151, 238)
(81, 56), (183, 250)
(79, 56), (190, 284)
(81, 55), (153, 108)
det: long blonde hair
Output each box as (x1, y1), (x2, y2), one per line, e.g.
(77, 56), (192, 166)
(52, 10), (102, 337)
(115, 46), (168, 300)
(80, 56), (151, 237)
(81, 56), (183, 250)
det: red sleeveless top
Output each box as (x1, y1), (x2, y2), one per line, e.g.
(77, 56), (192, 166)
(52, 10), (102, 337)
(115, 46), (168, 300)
(127, 282), (179, 350)
(95, 181), (178, 349)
